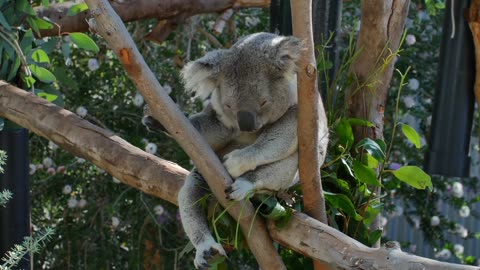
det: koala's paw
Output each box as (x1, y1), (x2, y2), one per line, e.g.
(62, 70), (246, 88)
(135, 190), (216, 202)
(225, 178), (254, 201)
(223, 150), (256, 178)
(194, 239), (226, 270)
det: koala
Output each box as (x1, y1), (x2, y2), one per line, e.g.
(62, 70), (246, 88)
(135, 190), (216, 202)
(143, 32), (329, 269)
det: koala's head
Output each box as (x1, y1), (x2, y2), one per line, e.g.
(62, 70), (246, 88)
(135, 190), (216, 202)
(182, 32), (302, 132)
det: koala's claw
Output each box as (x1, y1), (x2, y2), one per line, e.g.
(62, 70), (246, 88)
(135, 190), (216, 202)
(194, 239), (226, 269)
(225, 178), (254, 201)
(223, 150), (256, 178)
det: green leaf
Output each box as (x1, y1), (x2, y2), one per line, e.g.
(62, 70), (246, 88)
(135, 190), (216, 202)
(7, 56), (20, 81)
(41, 0), (49, 8)
(368, 229), (382, 246)
(54, 67), (78, 90)
(324, 192), (362, 221)
(434, 3), (445, 9)
(348, 118), (374, 127)
(26, 17), (40, 36)
(21, 74), (36, 88)
(336, 119), (354, 147)
(318, 60), (333, 71)
(31, 49), (50, 63)
(69, 33), (99, 52)
(31, 17), (53, 30)
(392, 166), (432, 190)
(20, 29), (34, 53)
(356, 138), (385, 161)
(61, 42), (71, 61)
(15, 0), (35, 15)
(363, 204), (383, 226)
(37, 91), (58, 102)
(365, 153), (379, 169)
(0, 11), (11, 30)
(29, 64), (56, 83)
(67, 3), (89, 16)
(401, 124), (421, 148)
(353, 160), (381, 187)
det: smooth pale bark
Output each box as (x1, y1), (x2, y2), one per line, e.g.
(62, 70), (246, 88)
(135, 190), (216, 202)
(290, 0), (327, 224)
(291, 1), (329, 269)
(346, 0), (410, 247)
(467, 0), (480, 107)
(82, 0), (285, 269)
(0, 81), (186, 205)
(35, 0), (269, 37)
(1, 81), (478, 270)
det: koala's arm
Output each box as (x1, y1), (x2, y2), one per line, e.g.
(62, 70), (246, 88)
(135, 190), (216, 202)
(189, 104), (234, 152)
(223, 106), (298, 178)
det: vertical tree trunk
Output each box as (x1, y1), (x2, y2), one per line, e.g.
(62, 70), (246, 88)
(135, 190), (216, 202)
(467, 0), (480, 107)
(346, 0), (410, 248)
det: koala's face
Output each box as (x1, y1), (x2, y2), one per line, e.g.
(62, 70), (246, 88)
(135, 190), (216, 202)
(182, 33), (302, 132)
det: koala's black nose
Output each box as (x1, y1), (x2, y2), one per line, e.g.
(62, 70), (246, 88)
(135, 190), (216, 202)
(237, 111), (256, 132)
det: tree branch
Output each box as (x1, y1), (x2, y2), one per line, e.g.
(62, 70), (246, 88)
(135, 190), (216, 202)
(1, 81), (477, 270)
(467, 0), (480, 108)
(82, 0), (285, 269)
(35, 0), (270, 37)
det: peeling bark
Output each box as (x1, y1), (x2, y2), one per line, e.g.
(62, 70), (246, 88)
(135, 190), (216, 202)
(35, 0), (270, 37)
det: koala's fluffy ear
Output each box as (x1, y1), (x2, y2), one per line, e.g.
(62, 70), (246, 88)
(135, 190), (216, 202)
(270, 36), (303, 72)
(181, 49), (227, 100)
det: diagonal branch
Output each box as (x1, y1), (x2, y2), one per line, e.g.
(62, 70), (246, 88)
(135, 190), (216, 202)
(1, 81), (477, 270)
(82, 0), (285, 269)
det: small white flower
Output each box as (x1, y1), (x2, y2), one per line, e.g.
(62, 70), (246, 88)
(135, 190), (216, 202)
(112, 177), (121, 184)
(435, 248), (451, 260)
(68, 198), (78, 208)
(48, 141), (59, 151)
(454, 224), (468, 238)
(454, 244), (464, 254)
(403, 96), (416, 108)
(62, 185), (72, 195)
(88, 58), (100, 71)
(29, 164), (37, 175)
(113, 105), (119, 110)
(76, 157), (86, 164)
(379, 215), (388, 227)
(452, 182), (464, 198)
(133, 93), (144, 107)
(408, 78), (420, 90)
(78, 198), (87, 208)
(76, 106), (88, 118)
(111, 216), (120, 228)
(162, 83), (172, 95)
(405, 34), (416, 46)
(36, 164), (44, 170)
(459, 205), (470, 218)
(43, 157), (54, 167)
(65, 58), (72, 66)
(154, 205), (164, 216)
(95, 166), (105, 174)
(430, 216), (440, 226)
(417, 10), (430, 21)
(145, 143), (157, 155)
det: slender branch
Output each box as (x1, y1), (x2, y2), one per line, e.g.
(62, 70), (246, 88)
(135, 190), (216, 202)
(35, 0), (270, 37)
(82, 0), (285, 268)
(0, 81), (477, 270)
(290, 0), (328, 224)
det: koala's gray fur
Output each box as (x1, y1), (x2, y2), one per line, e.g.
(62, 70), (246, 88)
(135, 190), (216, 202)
(145, 33), (328, 269)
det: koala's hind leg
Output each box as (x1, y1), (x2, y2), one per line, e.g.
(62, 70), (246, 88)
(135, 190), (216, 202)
(226, 152), (298, 201)
(179, 169), (226, 269)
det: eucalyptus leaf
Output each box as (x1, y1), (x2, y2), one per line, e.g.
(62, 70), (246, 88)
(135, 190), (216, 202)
(37, 92), (58, 102)
(401, 124), (421, 148)
(324, 192), (362, 221)
(356, 138), (385, 161)
(336, 118), (354, 148)
(67, 3), (89, 16)
(392, 166), (432, 190)
(31, 49), (50, 63)
(29, 64), (56, 83)
(348, 118), (374, 127)
(69, 33), (99, 52)
(353, 160), (381, 187)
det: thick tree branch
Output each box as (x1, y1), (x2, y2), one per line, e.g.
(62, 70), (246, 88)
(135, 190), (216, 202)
(1, 81), (477, 270)
(35, 0), (270, 37)
(346, 0), (410, 248)
(82, 0), (285, 269)
(0, 81), (186, 205)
